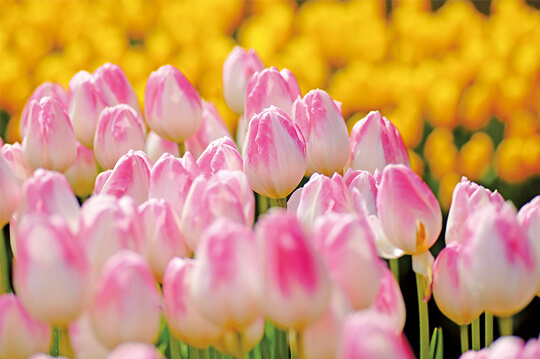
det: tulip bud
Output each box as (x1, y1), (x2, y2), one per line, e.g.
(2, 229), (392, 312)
(107, 343), (165, 359)
(145, 131), (179, 163)
(197, 137), (242, 179)
(349, 111), (410, 174)
(292, 89), (349, 176)
(69, 313), (110, 359)
(243, 106), (306, 199)
(343, 168), (379, 215)
(163, 258), (222, 348)
(223, 46), (265, 114)
(14, 215), (90, 325)
(94, 170), (112, 196)
(0, 153), (21, 227)
(256, 210), (330, 329)
(2, 142), (32, 181)
(64, 142), (98, 198)
(144, 65), (203, 142)
(368, 215), (405, 259)
(186, 100), (233, 158)
(0, 293), (51, 359)
(94, 105), (146, 170)
(370, 267), (407, 331)
(90, 250), (161, 349)
(182, 170), (255, 252)
(377, 164), (442, 254)
(517, 196), (540, 295)
(22, 97), (77, 172)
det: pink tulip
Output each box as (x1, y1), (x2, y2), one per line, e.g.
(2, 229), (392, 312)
(197, 137), (242, 179)
(343, 168), (379, 215)
(14, 214), (90, 325)
(312, 213), (384, 310)
(337, 310), (414, 359)
(290, 173), (355, 228)
(90, 250), (161, 349)
(145, 131), (179, 163)
(214, 316), (265, 357)
(0, 293), (51, 359)
(94, 104), (146, 170)
(97, 150), (152, 205)
(107, 343), (165, 359)
(144, 64), (203, 142)
(94, 170), (112, 195)
(185, 100), (233, 158)
(256, 210), (330, 329)
(377, 164), (442, 254)
(369, 267), (407, 331)
(243, 106), (306, 199)
(517, 196), (540, 295)
(149, 152), (200, 219)
(223, 46), (265, 114)
(244, 67), (301, 123)
(138, 198), (190, 281)
(69, 313), (110, 359)
(0, 152), (21, 226)
(163, 258), (222, 348)
(2, 142), (32, 181)
(446, 177), (505, 244)
(368, 215), (405, 259)
(182, 170), (255, 252)
(292, 89), (350, 176)
(64, 142), (98, 198)
(22, 97), (77, 172)
(20, 82), (69, 138)
(349, 111), (410, 174)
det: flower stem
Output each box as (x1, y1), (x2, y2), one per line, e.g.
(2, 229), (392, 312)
(198, 348), (208, 359)
(498, 316), (513, 337)
(0, 227), (11, 293)
(236, 331), (247, 359)
(389, 258), (400, 283)
(416, 273), (430, 359)
(289, 329), (304, 359)
(50, 326), (74, 358)
(485, 312), (493, 347)
(471, 317), (480, 351)
(276, 197), (287, 208)
(178, 142), (185, 157)
(169, 332), (180, 359)
(460, 325), (469, 354)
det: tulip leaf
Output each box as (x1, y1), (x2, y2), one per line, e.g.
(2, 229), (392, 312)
(429, 327), (438, 359)
(436, 328), (444, 359)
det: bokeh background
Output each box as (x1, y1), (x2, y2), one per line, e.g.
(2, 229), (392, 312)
(1, 0), (540, 357)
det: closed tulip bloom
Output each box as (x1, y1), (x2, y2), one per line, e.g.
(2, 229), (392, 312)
(22, 97), (77, 172)
(256, 210), (330, 329)
(349, 111), (410, 174)
(64, 142), (98, 198)
(20, 82), (69, 137)
(223, 46), (265, 114)
(69, 313), (110, 359)
(517, 196), (540, 295)
(377, 164), (442, 254)
(186, 100), (233, 158)
(446, 177), (505, 244)
(107, 343), (165, 359)
(94, 170), (112, 195)
(197, 137), (242, 179)
(94, 105), (146, 170)
(312, 213), (384, 310)
(369, 267), (407, 331)
(368, 215), (405, 259)
(149, 152), (200, 219)
(343, 169), (379, 215)
(0, 293), (51, 359)
(244, 67), (301, 123)
(145, 131), (179, 163)
(14, 215), (90, 325)
(139, 198), (190, 282)
(145, 65), (203, 142)
(243, 106), (306, 199)
(292, 89), (350, 176)
(0, 153), (21, 227)
(98, 150), (152, 205)
(182, 170), (255, 252)
(163, 258), (222, 348)
(2, 142), (32, 181)
(90, 250), (161, 349)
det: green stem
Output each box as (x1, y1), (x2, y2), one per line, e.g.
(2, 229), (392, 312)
(416, 273), (430, 359)
(460, 325), (469, 354)
(178, 142), (186, 157)
(389, 258), (400, 283)
(199, 348), (208, 359)
(485, 312), (493, 347)
(236, 331), (246, 359)
(169, 332), (180, 359)
(471, 317), (480, 351)
(275, 197), (287, 208)
(214, 348), (223, 359)
(189, 346), (199, 359)
(0, 227), (11, 293)
(257, 194), (269, 216)
(498, 316), (513, 337)
(95, 159), (104, 174)
(289, 329), (304, 359)
(50, 326), (74, 358)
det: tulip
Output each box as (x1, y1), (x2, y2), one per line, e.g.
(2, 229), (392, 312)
(97, 150), (152, 205)
(370, 267), (407, 331)
(149, 152), (200, 219)
(349, 111), (410, 174)
(28, 355), (69, 359)
(20, 82), (69, 138)
(145, 131), (179, 163)
(256, 209), (330, 329)
(90, 250), (161, 349)
(64, 142), (98, 198)
(0, 153), (21, 227)
(214, 316), (265, 357)
(22, 97), (77, 172)
(163, 258), (222, 348)
(197, 137), (242, 179)
(223, 46), (265, 114)
(517, 196), (540, 295)
(312, 213), (384, 310)
(69, 313), (110, 359)
(107, 343), (165, 359)
(2, 142), (32, 181)
(244, 67), (301, 123)
(139, 198), (190, 281)
(94, 170), (112, 196)
(0, 293), (51, 359)
(292, 89), (350, 176)
(13, 214), (90, 325)
(185, 100), (233, 158)
(446, 177), (505, 244)
(368, 215), (405, 259)
(182, 170), (255, 252)
(343, 168), (379, 215)
(144, 64), (203, 142)
(94, 104), (146, 170)
(243, 106), (306, 199)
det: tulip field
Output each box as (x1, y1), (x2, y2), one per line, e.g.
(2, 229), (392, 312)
(1, 1), (540, 359)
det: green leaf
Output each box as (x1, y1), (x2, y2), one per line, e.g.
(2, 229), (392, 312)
(429, 327), (438, 359)
(436, 328), (444, 359)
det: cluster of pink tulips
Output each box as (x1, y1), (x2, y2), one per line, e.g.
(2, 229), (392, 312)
(1, 46), (539, 359)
